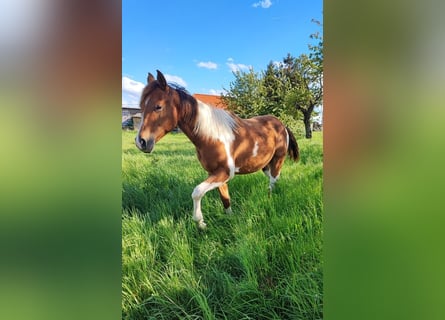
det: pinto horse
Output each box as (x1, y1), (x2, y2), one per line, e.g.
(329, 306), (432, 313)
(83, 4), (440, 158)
(136, 70), (299, 229)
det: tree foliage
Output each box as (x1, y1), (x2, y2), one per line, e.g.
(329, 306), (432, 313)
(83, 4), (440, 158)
(222, 25), (323, 138)
(284, 52), (323, 138)
(261, 61), (287, 116)
(222, 69), (265, 119)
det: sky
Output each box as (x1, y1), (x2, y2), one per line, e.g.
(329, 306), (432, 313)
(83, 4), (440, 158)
(122, 0), (323, 108)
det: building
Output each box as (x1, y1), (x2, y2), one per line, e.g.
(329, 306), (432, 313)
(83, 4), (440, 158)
(193, 94), (227, 109)
(122, 105), (141, 130)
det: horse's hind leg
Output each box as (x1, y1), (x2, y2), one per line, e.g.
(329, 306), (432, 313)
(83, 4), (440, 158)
(262, 165), (273, 196)
(264, 155), (285, 196)
(218, 183), (232, 214)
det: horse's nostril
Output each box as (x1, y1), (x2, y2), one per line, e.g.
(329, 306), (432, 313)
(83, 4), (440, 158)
(140, 137), (147, 148)
(137, 136), (154, 153)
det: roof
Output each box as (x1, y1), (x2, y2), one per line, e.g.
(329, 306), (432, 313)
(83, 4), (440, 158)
(193, 93), (227, 109)
(122, 94), (227, 110)
(122, 105), (140, 110)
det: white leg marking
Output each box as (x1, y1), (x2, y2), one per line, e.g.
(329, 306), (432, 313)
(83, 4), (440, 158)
(269, 174), (280, 191)
(225, 206), (233, 214)
(191, 181), (223, 229)
(264, 168), (280, 191)
(252, 141), (259, 157)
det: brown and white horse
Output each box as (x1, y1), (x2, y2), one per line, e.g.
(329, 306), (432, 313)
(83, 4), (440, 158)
(136, 70), (299, 229)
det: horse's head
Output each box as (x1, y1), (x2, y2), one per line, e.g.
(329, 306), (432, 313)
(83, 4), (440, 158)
(135, 70), (179, 153)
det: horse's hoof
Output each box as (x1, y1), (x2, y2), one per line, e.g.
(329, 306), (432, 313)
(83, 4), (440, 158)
(225, 207), (233, 215)
(196, 220), (207, 230)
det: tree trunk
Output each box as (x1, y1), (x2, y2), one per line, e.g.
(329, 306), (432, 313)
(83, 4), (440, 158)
(303, 112), (312, 139)
(295, 103), (314, 139)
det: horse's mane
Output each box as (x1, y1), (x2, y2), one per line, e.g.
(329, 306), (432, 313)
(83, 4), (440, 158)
(171, 83), (239, 142)
(169, 83), (198, 125)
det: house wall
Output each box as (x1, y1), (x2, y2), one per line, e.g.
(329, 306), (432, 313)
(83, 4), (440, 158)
(122, 108), (140, 121)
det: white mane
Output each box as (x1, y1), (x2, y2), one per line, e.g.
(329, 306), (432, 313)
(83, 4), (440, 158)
(194, 101), (238, 142)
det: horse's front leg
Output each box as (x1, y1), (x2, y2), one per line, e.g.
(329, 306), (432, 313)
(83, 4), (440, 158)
(191, 171), (229, 229)
(218, 183), (232, 214)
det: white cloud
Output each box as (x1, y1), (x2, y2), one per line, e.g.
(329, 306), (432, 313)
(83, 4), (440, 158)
(226, 58), (251, 73)
(209, 88), (226, 95)
(122, 76), (144, 97)
(122, 76), (144, 107)
(252, 0), (272, 9)
(197, 61), (218, 70)
(165, 74), (187, 87)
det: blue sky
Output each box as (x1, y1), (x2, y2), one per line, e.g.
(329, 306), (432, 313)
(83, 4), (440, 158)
(122, 0), (322, 108)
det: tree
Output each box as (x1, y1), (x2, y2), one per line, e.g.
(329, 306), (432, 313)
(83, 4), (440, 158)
(284, 54), (322, 138)
(222, 69), (265, 118)
(222, 22), (323, 138)
(284, 27), (323, 139)
(260, 61), (286, 116)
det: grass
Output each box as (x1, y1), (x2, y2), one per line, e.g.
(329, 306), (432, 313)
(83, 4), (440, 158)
(122, 130), (323, 319)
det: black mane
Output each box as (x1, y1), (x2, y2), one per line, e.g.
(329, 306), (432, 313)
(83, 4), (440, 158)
(168, 82), (197, 125)
(168, 82), (188, 93)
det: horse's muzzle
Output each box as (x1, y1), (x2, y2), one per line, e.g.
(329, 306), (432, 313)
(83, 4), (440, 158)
(135, 136), (155, 153)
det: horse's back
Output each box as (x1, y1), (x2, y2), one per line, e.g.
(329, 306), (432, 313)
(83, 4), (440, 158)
(231, 115), (287, 174)
(242, 115), (287, 141)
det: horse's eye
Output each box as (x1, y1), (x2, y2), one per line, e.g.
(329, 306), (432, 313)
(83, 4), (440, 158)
(155, 105), (163, 112)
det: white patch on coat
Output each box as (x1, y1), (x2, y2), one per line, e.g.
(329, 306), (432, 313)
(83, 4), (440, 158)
(224, 141), (235, 178)
(194, 101), (237, 142)
(195, 100), (237, 179)
(285, 129), (289, 149)
(252, 141), (259, 157)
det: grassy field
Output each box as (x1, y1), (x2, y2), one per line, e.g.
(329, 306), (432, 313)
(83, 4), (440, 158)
(122, 130), (323, 319)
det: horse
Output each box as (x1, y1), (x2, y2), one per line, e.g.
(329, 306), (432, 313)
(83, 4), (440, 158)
(135, 70), (299, 229)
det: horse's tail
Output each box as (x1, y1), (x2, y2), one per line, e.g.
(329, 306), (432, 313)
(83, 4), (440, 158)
(286, 127), (300, 162)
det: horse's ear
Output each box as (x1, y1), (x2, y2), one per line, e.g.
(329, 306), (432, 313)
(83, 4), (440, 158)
(147, 72), (155, 83)
(156, 70), (168, 91)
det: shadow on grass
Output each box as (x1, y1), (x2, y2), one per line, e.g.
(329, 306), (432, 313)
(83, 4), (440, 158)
(122, 168), (195, 224)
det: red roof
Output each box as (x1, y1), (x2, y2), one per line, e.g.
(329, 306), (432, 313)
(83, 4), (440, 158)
(193, 93), (227, 109)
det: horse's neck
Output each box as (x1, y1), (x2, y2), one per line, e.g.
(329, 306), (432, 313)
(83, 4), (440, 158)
(176, 104), (202, 146)
(177, 121), (196, 141)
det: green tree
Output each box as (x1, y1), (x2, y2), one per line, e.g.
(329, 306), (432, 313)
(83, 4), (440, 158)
(284, 27), (323, 139)
(222, 69), (265, 118)
(223, 22), (323, 139)
(260, 61), (286, 116)
(284, 54), (322, 138)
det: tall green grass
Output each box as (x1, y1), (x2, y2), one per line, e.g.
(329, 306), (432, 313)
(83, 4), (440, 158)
(122, 131), (323, 319)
